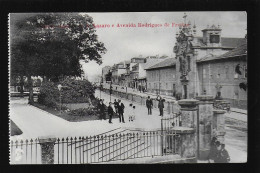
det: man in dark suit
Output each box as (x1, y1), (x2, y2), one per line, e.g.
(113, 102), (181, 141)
(117, 99), (125, 123)
(146, 96), (153, 115)
(108, 102), (114, 124)
(113, 99), (119, 115)
(98, 99), (106, 120)
(157, 95), (165, 116)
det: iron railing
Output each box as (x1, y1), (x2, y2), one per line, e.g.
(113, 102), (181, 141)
(54, 130), (174, 164)
(10, 138), (41, 164)
(10, 129), (187, 164)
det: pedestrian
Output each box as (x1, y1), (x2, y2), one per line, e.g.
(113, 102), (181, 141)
(128, 103), (133, 122)
(98, 99), (106, 120)
(146, 96), (153, 115)
(157, 95), (165, 116)
(214, 142), (231, 163)
(108, 102), (114, 124)
(132, 106), (136, 121)
(118, 99), (125, 123)
(114, 99), (119, 115)
(208, 137), (218, 163)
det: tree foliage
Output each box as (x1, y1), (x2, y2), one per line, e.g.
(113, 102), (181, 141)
(10, 13), (106, 102)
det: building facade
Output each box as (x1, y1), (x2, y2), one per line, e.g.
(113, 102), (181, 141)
(172, 14), (247, 109)
(197, 43), (247, 109)
(146, 58), (177, 96)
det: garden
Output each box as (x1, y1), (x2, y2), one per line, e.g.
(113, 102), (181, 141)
(32, 78), (117, 122)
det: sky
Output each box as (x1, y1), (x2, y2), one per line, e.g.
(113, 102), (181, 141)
(81, 12), (247, 81)
(10, 12), (247, 82)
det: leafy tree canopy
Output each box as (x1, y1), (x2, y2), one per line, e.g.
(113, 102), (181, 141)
(10, 13), (107, 81)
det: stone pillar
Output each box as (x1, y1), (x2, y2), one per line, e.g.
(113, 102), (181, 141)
(178, 99), (199, 158)
(172, 127), (197, 162)
(196, 95), (214, 160)
(212, 110), (226, 144)
(38, 136), (56, 164)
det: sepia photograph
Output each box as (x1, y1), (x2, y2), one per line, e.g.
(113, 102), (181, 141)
(9, 12), (247, 164)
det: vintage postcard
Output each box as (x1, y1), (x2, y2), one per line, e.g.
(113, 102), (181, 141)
(9, 12), (247, 164)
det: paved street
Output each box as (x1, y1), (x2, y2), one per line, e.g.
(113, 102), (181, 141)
(10, 90), (247, 162)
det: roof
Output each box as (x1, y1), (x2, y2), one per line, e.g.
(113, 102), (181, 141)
(142, 59), (164, 69)
(192, 37), (246, 48)
(146, 58), (176, 70)
(197, 42), (247, 63)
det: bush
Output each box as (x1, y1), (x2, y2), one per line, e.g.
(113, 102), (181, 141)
(38, 78), (96, 108)
(68, 107), (100, 117)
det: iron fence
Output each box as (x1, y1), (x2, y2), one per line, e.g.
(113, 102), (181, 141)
(10, 129), (186, 164)
(53, 130), (181, 164)
(10, 138), (41, 164)
(161, 113), (182, 132)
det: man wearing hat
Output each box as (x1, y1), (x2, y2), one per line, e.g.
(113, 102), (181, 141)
(146, 96), (153, 115)
(108, 102), (114, 124)
(117, 99), (125, 123)
(98, 99), (106, 120)
(213, 141), (230, 163)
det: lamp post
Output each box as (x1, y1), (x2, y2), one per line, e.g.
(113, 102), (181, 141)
(109, 81), (113, 102)
(57, 84), (62, 115)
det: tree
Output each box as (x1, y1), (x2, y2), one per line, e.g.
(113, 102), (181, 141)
(10, 13), (107, 103)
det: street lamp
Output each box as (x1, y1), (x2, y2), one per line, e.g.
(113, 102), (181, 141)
(57, 84), (62, 115)
(109, 81), (113, 102)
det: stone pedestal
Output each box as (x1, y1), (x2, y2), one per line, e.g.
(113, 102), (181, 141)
(38, 136), (56, 164)
(172, 127), (196, 161)
(178, 99), (199, 158)
(212, 110), (226, 144)
(196, 95), (214, 160)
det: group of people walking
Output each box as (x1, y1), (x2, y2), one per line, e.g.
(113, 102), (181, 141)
(98, 94), (166, 124)
(98, 98), (136, 124)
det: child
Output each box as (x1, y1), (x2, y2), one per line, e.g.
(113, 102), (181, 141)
(132, 106), (136, 121)
(129, 103), (133, 122)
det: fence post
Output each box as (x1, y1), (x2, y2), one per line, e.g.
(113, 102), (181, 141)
(195, 95), (214, 160)
(178, 99), (199, 159)
(212, 110), (226, 144)
(38, 136), (56, 164)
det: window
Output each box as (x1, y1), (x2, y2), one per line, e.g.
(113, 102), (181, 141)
(166, 83), (168, 89)
(173, 74), (176, 79)
(210, 35), (220, 43)
(203, 68), (206, 79)
(149, 83), (151, 89)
